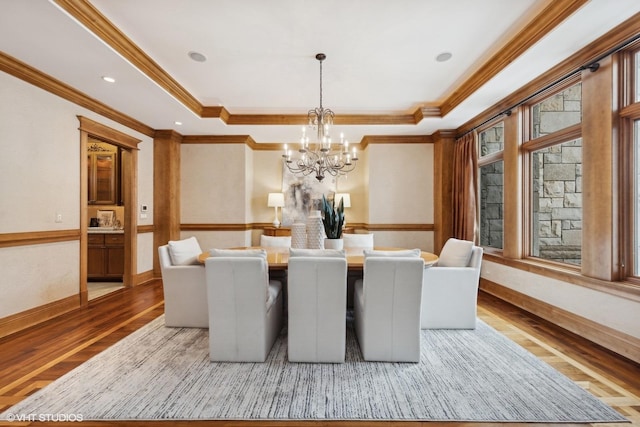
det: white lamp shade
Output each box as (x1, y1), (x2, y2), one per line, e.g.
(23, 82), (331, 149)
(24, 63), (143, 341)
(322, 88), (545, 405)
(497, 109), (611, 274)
(268, 192), (285, 207)
(335, 193), (351, 208)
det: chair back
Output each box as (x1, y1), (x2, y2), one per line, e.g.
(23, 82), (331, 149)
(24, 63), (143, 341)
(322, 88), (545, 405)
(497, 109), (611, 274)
(359, 256), (424, 361)
(205, 256), (272, 360)
(260, 234), (292, 248)
(287, 256), (347, 362)
(343, 233), (374, 249)
(206, 256), (269, 318)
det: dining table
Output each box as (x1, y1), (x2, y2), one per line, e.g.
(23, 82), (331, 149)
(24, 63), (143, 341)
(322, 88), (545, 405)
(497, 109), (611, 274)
(198, 246), (438, 271)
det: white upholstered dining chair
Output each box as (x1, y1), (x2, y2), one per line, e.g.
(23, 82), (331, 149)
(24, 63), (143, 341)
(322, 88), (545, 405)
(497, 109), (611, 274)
(421, 238), (483, 330)
(287, 249), (348, 363)
(342, 233), (374, 249)
(205, 250), (283, 362)
(260, 234), (292, 248)
(354, 250), (424, 362)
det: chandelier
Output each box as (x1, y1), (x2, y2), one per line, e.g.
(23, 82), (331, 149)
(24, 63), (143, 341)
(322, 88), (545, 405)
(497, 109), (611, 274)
(283, 53), (358, 182)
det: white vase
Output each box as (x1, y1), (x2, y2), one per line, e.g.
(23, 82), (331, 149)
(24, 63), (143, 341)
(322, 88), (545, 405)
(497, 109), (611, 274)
(306, 210), (324, 249)
(291, 222), (307, 249)
(324, 238), (344, 250)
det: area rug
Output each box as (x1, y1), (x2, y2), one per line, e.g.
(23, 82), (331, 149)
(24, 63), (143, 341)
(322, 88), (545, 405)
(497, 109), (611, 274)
(1, 315), (627, 422)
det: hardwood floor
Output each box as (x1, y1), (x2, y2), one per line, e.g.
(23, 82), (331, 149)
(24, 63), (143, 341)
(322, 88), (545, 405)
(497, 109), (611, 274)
(0, 280), (638, 426)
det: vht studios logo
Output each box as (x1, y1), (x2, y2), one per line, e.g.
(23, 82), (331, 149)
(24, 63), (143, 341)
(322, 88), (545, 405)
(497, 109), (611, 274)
(5, 412), (84, 422)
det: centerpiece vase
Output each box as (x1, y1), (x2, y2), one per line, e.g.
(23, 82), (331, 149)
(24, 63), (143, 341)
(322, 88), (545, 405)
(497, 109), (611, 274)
(306, 210), (324, 250)
(291, 222), (307, 249)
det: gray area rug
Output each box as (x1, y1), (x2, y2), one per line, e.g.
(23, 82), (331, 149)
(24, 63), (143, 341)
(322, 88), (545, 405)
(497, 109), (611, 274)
(1, 315), (627, 422)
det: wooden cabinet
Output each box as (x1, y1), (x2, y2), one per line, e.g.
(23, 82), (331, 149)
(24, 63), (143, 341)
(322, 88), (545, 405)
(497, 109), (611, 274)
(88, 140), (120, 205)
(263, 226), (291, 236)
(88, 233), (124, 280)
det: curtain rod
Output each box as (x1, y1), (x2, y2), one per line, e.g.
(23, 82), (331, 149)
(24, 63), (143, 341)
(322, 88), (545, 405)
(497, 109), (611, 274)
(457, 32), (640, 140)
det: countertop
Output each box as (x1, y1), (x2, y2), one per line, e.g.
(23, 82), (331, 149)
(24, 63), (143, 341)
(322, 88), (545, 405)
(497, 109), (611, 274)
(88, 227), (124, 234)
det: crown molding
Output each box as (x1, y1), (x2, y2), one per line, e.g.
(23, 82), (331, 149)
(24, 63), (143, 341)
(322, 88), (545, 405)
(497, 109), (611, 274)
(361, 135), (433, 148)
(456, 11), (640, 137)
(53, 0), (203, 117)
(52, 0), (571, 128)
(440, 0), (589, 117)
(0, 51), (155, 137)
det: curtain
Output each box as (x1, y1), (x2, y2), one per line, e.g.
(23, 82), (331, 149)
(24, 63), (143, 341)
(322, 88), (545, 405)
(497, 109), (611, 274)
(452, 132), (478, 242)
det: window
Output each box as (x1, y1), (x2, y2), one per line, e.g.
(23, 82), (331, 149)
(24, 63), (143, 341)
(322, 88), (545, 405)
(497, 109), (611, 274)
(635, 51), (640, 103)
(525, 81), (582, 265)
(530, 138), (582, 265)
(622, 47), (640, 280)
(478, 122), (504, 249)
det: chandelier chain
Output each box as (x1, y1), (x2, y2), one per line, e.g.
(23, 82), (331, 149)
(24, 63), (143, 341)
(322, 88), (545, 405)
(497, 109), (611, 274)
(318, 56), (323, 111)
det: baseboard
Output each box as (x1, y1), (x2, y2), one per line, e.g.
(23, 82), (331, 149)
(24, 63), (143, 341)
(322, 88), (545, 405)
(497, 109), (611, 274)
(0, 295), (80, 339)
(481, 279), (640, 364)
(133, 270), (155, 286)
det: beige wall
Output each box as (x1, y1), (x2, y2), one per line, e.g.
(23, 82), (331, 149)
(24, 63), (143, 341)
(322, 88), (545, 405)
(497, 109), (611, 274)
(368, 144), (433, 224)
(0, 71), (154, 318)
(181, 144), (249, 224)
(179, 141), (433, 250)
(252, 150), (287, 225)
(367, 143), (434, 251)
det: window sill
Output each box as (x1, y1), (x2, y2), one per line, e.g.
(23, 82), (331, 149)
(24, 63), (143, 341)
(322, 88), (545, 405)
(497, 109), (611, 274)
(483, 253), (640, 303)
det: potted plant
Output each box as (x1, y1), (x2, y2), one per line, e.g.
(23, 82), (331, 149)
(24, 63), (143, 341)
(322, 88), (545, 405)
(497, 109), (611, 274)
(321, 194), (345, 249)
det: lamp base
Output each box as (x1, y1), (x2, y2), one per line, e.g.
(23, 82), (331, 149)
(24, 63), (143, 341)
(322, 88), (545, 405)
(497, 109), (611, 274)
(272, 219), (281, 228)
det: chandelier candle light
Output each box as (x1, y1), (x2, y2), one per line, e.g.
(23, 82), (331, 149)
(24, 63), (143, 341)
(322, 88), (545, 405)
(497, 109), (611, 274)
(283, 53), (358, 182)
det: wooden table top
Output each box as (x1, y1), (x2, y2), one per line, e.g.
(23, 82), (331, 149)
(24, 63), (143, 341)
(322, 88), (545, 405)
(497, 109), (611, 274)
(198, 247), (438, 271)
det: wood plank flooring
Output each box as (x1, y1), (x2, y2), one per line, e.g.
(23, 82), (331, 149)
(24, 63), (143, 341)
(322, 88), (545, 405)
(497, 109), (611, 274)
(0, 280), (638, 426)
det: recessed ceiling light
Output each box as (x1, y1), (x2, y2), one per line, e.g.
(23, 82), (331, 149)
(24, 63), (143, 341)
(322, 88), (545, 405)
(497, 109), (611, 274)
(188, 51), (207, 63)
(101, 76), (116, 83)
(435, 52), (453, 62)
(174, 121), (183, 126)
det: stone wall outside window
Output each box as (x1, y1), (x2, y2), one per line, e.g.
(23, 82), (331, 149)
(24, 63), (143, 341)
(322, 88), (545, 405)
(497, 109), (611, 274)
(530, 83), (582, 265)
(480, 160), (504, 248)
(479, 123), (504, 249)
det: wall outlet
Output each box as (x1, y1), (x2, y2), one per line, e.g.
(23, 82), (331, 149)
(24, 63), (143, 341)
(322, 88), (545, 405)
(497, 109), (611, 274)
(55, 213), (63, 223)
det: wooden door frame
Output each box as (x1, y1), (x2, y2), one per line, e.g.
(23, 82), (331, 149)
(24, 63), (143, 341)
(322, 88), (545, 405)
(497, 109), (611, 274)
(78, 116), (141, 306)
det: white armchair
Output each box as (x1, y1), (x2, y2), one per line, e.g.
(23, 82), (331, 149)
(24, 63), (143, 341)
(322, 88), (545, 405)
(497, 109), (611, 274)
(205, 254), (283, 362)
(421, 239), (483, 329)
(287, 252), (347, 363)
(354, 255), (424, 362)
(158, 244), (207, 328)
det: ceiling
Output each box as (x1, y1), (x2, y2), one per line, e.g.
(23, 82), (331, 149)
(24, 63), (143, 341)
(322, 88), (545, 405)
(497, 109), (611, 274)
(1, 0), (639, 144)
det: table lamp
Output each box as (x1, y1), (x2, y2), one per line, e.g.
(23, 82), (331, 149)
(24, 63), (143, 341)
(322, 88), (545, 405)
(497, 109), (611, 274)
(267, 192), (285, 227)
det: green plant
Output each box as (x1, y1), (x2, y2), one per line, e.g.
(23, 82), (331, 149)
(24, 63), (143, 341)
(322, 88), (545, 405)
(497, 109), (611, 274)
(321, 194), (345, 239)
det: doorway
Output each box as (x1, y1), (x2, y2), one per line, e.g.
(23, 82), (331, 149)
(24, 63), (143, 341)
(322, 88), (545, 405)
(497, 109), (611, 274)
(87, 138), (125, 300)
(79, 117), (141, 306)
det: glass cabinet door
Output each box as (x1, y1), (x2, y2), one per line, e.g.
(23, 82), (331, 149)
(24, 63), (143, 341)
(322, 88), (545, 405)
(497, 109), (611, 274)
(88, 141), (119, 205)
